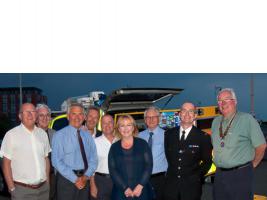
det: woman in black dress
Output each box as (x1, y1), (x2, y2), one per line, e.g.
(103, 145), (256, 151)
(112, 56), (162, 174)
(108, 114), (153, 200)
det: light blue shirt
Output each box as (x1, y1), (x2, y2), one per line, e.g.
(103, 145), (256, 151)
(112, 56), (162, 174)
(139, 126), (168, 174)
(52, 125), (98, 183)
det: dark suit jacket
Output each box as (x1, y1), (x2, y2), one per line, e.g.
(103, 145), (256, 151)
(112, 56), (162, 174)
(47, 128), (56, 145)
(108, 137), (153, 200)
(164, 126), (212, 180)
(95, 130), (102, 138)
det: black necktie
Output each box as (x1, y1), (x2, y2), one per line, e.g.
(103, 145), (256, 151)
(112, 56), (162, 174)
(148, 132), (153, 148)
(77, 130), (88, 171)
(181, 130), (186, 142)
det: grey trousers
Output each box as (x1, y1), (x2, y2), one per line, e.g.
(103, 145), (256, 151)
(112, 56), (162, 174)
(11, 181), (49, 200)
(94, 174), (113, 200)
(49, 173), (57, 200)
(56, 173), (89, 200)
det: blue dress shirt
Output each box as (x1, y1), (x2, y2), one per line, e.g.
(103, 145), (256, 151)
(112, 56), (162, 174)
(52, 125), (98, 183)
(139, 126), (168, 174)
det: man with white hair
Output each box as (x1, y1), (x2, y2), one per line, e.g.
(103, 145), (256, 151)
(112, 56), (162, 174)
(212, 88), (266, 200)
(36, 103), (56, 200)
(36, 103), (55, 146)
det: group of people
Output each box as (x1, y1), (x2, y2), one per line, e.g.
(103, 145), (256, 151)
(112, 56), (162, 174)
(0, 87), (266, 200)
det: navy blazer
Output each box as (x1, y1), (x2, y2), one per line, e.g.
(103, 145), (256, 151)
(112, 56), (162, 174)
(165, 126), (212, 179)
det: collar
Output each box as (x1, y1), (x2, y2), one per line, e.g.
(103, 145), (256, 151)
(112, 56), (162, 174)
(179, 126), (192, 140)
(21, 123), (37, 133)
(90, 127), (97, 137)
(147, 126), (160, 133)
(101, 134), (117, 143)
(68, 125), (80, 135)
(223, 111), (238, 121)
(180, 126), (193, 133)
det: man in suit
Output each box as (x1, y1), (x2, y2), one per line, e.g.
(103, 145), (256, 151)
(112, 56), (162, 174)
(36, 103), (56, 200)
(84, 106), (102, 138)
(164, 102), (212, 200)
(36, 104), (56, 145)
(81, 106), (102, 199)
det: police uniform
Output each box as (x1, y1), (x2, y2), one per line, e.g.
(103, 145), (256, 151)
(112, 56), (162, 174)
(164, 126), (212, 200)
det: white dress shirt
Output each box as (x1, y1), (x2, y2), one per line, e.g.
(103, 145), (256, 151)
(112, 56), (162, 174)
(0, 124), (51, 184)
(94, 135), (117, 174)
(180, 126), (193, 140)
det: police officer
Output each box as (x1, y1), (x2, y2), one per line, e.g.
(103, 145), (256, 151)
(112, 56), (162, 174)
(164, 102), (212, 200)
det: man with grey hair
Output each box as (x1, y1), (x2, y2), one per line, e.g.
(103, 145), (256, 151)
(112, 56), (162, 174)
(36, 103), (56, 200)
(212, 88), (266, 200)
(139, 106), (167, 200)
(36, 103), (55, 147)
(0, 103), (50, 200)
(52, 103), (97, 200)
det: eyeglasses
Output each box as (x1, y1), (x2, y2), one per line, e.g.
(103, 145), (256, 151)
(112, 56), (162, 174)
(21, 110), (37, 115)
(145, 116), (159, 120)
(38, 114), (50, 118)
(217, 98), (235, 104)
(180, 109), (195, 115)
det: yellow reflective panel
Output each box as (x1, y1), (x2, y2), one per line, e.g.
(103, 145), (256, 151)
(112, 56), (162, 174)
(205, 163), (216, 177)
(254, 195), (267, 200)
(48, 114), (67, 129)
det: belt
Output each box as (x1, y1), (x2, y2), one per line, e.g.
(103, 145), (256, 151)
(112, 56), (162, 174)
(14, 181), (46, 189)
(218, 162), (251, 171)
(73, 169), (85, 177)
(151, 172), (166, 178)
(95, 172), (110, 178)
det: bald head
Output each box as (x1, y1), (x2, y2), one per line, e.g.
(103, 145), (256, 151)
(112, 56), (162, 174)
(179, 102), (197, 129)
(101, 114), (115, 137)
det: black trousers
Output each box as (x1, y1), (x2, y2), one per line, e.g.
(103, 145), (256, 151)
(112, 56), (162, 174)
(56, 173), (89, 200)
(150, 174), (166, 200)
(163, 175), (202, 200)
(213, 163), (253, 200)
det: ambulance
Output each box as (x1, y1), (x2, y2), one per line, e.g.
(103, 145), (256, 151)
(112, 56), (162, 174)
(49, 88), (219, 178)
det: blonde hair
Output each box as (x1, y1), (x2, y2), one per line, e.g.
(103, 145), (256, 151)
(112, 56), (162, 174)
(115, 114), (139, 139)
